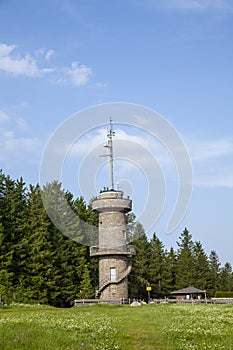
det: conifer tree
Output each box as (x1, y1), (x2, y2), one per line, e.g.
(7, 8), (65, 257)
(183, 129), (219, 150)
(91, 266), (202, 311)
(219, 262), (233, 291)
(148, 233), (166, 297)
(16, 184), (58, 304)
(175, 228), (195, 289)
(167, 247), (177, 291)
(193, 241), (210, 290)
(162, 248), (177, 295)
(128, 223), (150, 300)
(208, 250), (221, 295)
(78, 264), (95, 299)
(0, 174), (28, 298)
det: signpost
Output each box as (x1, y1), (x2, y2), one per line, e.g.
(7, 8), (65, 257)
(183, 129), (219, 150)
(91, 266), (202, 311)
(146, 286), (152, 303)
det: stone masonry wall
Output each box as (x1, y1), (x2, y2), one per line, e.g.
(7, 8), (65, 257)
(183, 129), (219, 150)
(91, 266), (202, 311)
(99, 256), (129, 300)
(99, 211), (126, 248)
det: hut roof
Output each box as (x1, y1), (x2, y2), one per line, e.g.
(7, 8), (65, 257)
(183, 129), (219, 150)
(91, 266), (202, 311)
(171, 286), (204, 295)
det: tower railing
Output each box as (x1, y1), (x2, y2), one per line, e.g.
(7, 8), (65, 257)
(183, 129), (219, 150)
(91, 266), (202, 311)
(90, 244), (136, 256)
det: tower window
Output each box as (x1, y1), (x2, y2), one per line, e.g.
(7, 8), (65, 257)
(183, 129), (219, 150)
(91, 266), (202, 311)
(110, 267), (116, 282)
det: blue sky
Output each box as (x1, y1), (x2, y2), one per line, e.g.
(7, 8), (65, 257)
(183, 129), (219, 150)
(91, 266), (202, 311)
(0, 0), (233, 265)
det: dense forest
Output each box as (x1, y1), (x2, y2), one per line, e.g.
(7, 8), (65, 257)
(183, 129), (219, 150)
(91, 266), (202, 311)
(0, 170), (233, 307)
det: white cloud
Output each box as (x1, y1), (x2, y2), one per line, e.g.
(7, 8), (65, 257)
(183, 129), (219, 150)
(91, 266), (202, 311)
(0, 43), (57, 77)
(68, 127), (233, 163)
(186, 137), (233, 188)
(69, 127), (233, 188)
(45, 49), (54, 61)
(0, 104), (31, 131)
(0, 43), (40, 77)
(0, 128), (41, 151)
(0, 42), (95, 87)
(188, 139), (233, 162)
(0, 127), (43, 166)
(68, 128), (161, 157)
(194, 172), (233, 188)
(0, 110), (10, 123)
(94, 82), (107, 88)
(0, 104), (43, 168)
(64, 61), (92, 87)
(16, 117), (31, 131)
(0, 43), (15, 56)
(34, 48), (54, 62)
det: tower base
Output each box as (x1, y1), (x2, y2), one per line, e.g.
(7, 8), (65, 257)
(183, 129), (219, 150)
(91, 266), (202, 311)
(98, 255), (132, 300)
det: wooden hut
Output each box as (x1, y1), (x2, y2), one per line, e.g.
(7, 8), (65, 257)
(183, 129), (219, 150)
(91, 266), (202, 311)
(171, 286), (205, 300)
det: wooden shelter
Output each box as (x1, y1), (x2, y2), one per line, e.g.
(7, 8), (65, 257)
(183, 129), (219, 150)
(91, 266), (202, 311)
(171, 286), (205, 300)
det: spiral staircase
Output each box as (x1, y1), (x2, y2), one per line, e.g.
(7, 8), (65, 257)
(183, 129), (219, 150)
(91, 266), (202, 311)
(96, 262), (132, 298)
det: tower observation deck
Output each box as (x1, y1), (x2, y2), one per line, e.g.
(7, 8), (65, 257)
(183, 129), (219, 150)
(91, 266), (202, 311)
(90, 119), (136, 300)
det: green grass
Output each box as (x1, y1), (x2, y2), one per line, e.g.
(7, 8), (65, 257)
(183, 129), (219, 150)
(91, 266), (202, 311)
(0, 303), (233, 349)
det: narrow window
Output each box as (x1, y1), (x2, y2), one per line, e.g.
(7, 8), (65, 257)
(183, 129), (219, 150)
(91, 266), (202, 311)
(110, 267), (116, 282)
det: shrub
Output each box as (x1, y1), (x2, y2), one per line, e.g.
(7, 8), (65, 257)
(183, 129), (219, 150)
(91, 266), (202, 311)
(215, 291), (233, 298)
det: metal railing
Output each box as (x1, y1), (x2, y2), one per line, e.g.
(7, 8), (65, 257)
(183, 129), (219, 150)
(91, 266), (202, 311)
(90, 244), (136, 256)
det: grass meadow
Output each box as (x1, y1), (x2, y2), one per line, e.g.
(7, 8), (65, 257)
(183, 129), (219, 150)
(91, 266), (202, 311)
(0, 303), (233, 349)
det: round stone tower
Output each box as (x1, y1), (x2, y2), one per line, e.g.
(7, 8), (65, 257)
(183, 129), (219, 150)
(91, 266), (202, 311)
(90, 118), (136, 301)
(90, 190), (136, 300)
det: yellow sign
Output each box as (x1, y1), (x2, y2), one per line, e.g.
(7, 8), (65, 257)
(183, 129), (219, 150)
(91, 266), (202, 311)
(146, 286), (152, 291)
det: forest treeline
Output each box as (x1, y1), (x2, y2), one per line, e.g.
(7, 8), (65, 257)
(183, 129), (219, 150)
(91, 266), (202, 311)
(0, 170), (233, 306)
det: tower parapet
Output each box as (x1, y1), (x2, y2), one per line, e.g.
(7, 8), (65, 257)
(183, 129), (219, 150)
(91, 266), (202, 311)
(92, 190), (131, 213)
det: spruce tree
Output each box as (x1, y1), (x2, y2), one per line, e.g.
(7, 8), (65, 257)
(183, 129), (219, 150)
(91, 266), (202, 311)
(78, 264), (95, 299)
(219, 262), (233, 291)
(162, 248), (177, 295)
(208, 250), (221, 296)
(17, 184), (58, 304)
(166, 247), (177, 292)
(148, 233), (165, 297)
(0, 174), (28, 300)
(193, 241), (210, 290)
(175, 228), (195, 289)
(128, 223), (150, 300)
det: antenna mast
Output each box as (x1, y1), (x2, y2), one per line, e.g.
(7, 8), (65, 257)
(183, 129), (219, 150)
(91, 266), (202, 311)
(100, 117), (115, 190)
(107, 117), (115, 190)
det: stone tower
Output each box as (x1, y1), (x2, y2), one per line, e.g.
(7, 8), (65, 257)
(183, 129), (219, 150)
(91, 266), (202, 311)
(90, 119), (136, 300)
